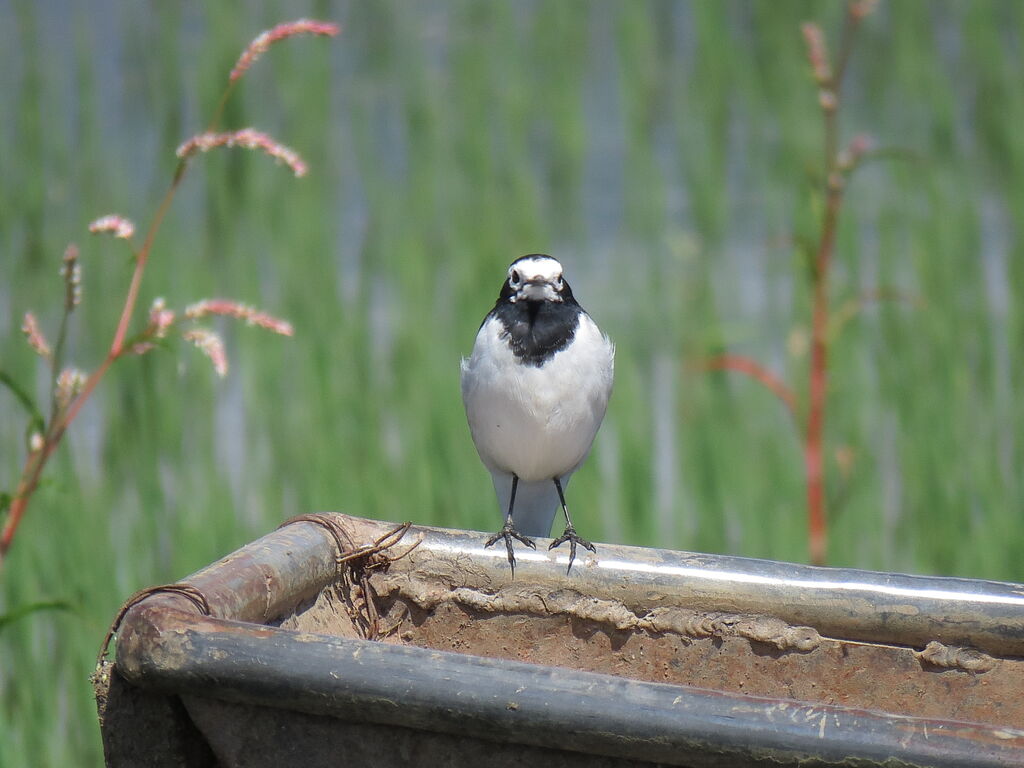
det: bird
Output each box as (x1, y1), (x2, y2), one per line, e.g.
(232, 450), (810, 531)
(461, 254), (614, 575)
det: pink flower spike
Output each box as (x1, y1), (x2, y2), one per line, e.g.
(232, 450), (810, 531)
(184, 328), (229, 378)
(148, 297), (176, 339)
(61, 243), (82, 310)
(848, 133), (874, 158)
(185, 298), (294, 336)
(850, 0), (879, 20)
(21, 312), (51, 359)
(176, 129), (308, 177)
(230, 19), (340, 83)
(837, 133), (875, 172)
(88, 214), (135, 240)
(56, 367), (87, 410)
(800, 22), (831, 86)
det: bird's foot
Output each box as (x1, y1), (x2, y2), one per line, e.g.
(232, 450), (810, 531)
(548, 526), (596, 574)
(485, 523), (536, 578)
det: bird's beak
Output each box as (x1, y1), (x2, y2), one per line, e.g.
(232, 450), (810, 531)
(520, 278), (558, 301)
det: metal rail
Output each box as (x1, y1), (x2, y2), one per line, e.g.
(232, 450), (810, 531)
(101, 513), (1024, 767)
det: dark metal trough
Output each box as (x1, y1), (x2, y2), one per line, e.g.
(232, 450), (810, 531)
(95, 513), (1024, 767)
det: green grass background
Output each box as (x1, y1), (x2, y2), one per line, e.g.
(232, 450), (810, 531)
(2, 1), (1023, 763)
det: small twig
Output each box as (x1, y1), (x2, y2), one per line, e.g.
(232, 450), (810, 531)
(829, 287), (922, 340)
(702, 355), (801, 430)
(47, 245), (79, 421)
(277, 515), (419, 640)
(0, 371), (44, 434)
(832, 13), (857, 100)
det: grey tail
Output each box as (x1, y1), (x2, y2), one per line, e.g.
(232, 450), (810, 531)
(490, 473), (568, 538)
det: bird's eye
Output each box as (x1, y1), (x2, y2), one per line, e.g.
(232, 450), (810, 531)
(510, 269), (521, 285)
(556, 276), (564, 290)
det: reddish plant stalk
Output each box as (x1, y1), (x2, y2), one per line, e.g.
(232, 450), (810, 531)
(805, 178), (843, 566)
(0, 164), (187, 559)
(706, 4), (873, 566)
(802, 5), (867, 566)
(1, 19), (338, 562)
(704, 355), (800, 429)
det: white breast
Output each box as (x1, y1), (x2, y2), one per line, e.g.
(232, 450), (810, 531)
(461, 313), (614, 483)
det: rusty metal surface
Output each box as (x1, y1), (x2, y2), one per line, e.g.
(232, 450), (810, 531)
(180, 695), (672, 768)
(98, 667), (216, 768)
(364, 517), (1024, 657)
(115, 512), (1024, 654)
(104, 512), (1024, 767)
(118, 608), (1024, 767)
(335, 519), (1024, 728)
(358, 598), (1023, 727)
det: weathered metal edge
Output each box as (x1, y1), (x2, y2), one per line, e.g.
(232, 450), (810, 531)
(115, 516), (341, 625)
(115, 606), (1024, 768)
(121, 513), (1024, 657)
(362, 515), (1024, 656)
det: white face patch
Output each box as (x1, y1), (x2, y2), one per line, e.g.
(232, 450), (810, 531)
(508, 256), (565, 303)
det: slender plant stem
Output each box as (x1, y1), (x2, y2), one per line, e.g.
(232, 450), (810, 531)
(705, 354), (801, 431)
(0, 18), (336, 564)
(0, 161), (190, 561)
(108, 163), (185, 357)
(833, 6), (864, 95)
(805, 181), (842, 566)
(206, 82), (237, 133)
(0, 371), (43, 430)
(48, 306), (72, 421)
(803, 2), (868, 566)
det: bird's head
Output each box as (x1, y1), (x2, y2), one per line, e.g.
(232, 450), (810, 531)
(501, 254), (574, 304)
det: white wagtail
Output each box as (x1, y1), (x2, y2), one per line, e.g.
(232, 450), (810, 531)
(461, 255), (615, 574)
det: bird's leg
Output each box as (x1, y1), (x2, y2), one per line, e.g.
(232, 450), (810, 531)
(548, 477), (596, 574)
(484, 475), (535, 577)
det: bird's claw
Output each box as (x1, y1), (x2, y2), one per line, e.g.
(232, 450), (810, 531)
(549, 525), (596, 574)
(485, 523), (536, 578)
